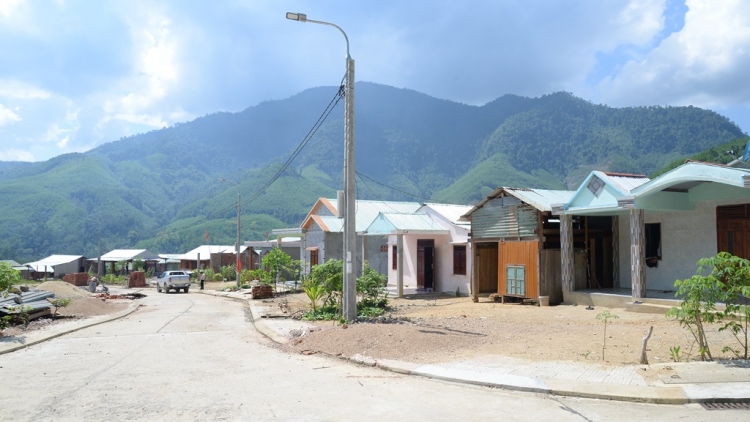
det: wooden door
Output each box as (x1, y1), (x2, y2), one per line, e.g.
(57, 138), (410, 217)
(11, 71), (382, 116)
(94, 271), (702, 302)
(417, 240), (435, 289)
(717, 204), (750, 259)
(309, 250), (319, 267)
(476, 243), (499, 294)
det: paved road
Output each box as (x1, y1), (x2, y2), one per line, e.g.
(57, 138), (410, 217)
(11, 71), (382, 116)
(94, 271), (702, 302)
(0, 291), (746, 421)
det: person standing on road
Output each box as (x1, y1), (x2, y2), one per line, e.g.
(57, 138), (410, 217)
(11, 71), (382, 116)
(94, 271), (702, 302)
(200, 271), (205, 290)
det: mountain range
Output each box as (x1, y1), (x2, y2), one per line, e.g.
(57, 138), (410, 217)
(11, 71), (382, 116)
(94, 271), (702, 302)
(0, 82), (745, 263)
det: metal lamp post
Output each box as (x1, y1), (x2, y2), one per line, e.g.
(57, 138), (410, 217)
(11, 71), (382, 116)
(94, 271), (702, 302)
(286, 12), (357, 321)
(220, 178), (242, 288)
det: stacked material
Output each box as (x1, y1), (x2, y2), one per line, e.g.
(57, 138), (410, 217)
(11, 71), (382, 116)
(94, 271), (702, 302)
(0, 290), (55, 319)
(127, 271), (147, 288)
(63, 272), (90, 286)
(250, 284), (274, 300)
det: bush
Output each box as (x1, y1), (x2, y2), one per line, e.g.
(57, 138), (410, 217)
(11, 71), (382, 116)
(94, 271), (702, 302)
(213, 273), (224, 282)
(357, 263), (388, 309)
(220, 265), (236, 281)
(0, 262), (22, 295)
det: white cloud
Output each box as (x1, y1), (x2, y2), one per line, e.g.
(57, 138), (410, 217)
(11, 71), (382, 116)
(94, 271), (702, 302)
(0, 79), (51, 99)
(0, 148), (34, 161)
(599, 0), (750, 107)
(0, 103), (21, 126)
(615, 0), (667, 46)
(0, 0), (23, 19)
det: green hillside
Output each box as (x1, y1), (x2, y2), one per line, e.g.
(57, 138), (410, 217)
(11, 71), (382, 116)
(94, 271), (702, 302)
(0, 84), (745, 263)
(652, 136), (750, 177)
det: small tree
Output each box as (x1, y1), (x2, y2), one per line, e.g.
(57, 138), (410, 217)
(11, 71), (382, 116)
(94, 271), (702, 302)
(356, 262), (388, 308)
(262, 247), (294, 290)
(132, 259), (144, 271)
(596, 310), (619, 361)
(0, 262), (22, 296)
(666, 252), (750, 361)
(309, 259), (343, 310)
(302, 275), (325, 317)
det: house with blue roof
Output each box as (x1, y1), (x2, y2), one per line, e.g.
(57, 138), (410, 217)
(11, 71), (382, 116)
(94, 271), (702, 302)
(555, 161), (750, 303)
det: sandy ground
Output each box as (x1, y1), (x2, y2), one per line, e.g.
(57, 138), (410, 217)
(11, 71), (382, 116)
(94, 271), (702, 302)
(283, 292), (745, 366)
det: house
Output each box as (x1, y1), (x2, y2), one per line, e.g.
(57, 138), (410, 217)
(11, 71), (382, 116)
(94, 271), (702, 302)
(96, 249), (161, 274)
(281, 198), (422, 276)
(365, 203), (473, 296)
(24, 255), (87, 279)
(556, 162), (750, 302)
(461, 187), (576, 305)
(178, 245), (255, 272)
(245, 237), (300, 269)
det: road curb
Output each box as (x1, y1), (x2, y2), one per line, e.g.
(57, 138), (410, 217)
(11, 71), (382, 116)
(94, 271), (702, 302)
(0, 302), (141, 355)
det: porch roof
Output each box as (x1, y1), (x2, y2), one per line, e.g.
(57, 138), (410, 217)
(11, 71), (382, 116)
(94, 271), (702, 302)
(559, 171), (650, 215)
(365, 212), (449, 235)
(562, 163), (750, 215)
(461, 187), (575, 220)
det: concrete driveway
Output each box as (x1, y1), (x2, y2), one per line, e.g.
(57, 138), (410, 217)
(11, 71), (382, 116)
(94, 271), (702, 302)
(0, 290), (745, 421)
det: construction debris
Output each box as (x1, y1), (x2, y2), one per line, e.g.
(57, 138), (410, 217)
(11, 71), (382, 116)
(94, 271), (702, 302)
(95, 292), (147, 300)
(0, 290), (55, 321)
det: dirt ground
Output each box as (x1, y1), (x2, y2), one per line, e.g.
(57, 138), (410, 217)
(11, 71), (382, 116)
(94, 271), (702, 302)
(1, 282), (130, 338)
(282, 292), (744, 366)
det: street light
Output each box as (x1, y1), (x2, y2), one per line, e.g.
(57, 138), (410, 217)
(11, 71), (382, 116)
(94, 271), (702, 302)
(286, 12), (357, 321)
(219, 178), (242, 288)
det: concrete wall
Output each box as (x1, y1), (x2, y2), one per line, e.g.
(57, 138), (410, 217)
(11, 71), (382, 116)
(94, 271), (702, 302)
(618, 197), (750, 293)
(365, 235), (389, 275)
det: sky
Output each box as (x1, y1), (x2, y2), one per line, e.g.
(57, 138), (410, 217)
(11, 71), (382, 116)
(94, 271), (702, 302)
(0, 0), (749, 162)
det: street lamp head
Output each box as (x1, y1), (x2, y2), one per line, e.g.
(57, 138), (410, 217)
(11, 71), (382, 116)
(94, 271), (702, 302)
(286, 12), (307, 22)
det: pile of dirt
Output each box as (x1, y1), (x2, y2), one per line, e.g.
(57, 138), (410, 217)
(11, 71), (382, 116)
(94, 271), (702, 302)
(36, 281), (92, 299)
(57, 297), (128, 317)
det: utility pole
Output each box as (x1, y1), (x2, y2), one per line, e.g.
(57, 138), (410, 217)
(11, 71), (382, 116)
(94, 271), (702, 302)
(97, 227), (102, 278)
(286, 12), (357, 322)
(236, 190), (241, 288)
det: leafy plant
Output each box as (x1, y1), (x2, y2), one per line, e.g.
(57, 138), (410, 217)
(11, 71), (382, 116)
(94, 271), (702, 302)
(212, 273), (224, 282)
(145, 267), (155, 278)
(670, 346), (682, 362)
(596, 310), (619, 361)
(0, 262), (22, 296)
(356, 262), (388, 308)
(220, 265), (236, 281)
(302, 275), (325, 315)
(50, 298), (71, 316)
(202, 268), (216, 282)
(309, 259), (344, 310)
(115, 260), (129, 275)
(667, 252), (750, 361)
(132, 259), (144, 271)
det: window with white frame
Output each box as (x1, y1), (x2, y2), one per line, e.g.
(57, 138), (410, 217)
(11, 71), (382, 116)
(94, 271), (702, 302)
(506, 265), (526, 296)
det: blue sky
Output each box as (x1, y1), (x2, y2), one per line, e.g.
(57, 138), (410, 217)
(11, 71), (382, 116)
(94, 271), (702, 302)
(0, 0), (748, 162)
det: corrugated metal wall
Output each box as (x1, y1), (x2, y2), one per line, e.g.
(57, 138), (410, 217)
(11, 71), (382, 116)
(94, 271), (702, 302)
(498, 240), (539, 299)
(473, 197), (538, 239)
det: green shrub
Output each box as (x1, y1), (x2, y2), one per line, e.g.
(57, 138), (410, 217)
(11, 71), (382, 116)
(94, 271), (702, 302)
(213, 273), (224, 281)
(220, 265), (236, 281)
(0, 262), (22, 295)
(357, 263), (388, 309)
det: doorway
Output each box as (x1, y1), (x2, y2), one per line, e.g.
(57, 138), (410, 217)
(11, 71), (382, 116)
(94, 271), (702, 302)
(476, 243), (499, 293)
(417, 240), (435, 290)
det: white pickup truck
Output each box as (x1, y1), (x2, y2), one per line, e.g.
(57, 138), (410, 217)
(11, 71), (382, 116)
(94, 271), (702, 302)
(156, 271), (191, 293)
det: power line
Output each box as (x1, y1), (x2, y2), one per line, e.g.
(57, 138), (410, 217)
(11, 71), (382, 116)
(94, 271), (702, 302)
(164, 79), (345, 236)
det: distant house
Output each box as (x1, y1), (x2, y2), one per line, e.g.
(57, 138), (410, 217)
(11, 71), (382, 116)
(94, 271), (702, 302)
(97, 249), (161, 274)
(24, 255), (87, 279)
(461, 187), (576, 304)
(365, 203), (473, 295)
(556, 162), (750, 302)
(157, 254), (183, 274)
(245, 237), (300, 268)
(280, 198), (422, 276)
(178, 245), (255, 272)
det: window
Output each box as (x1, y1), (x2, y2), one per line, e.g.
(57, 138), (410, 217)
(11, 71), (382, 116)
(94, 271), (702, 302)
(645, 223), (661, 259)
(453, 245), (466, 275)
(392, 245), (398, 270)
(506, 265), (526, 296)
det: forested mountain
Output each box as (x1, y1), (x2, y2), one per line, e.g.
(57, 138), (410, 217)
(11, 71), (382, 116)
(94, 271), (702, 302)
(0, 83), (745, 263)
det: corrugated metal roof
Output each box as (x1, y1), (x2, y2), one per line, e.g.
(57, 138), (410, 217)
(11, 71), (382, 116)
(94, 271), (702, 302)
(179, 245), (249, 261)
(422, 203), (473, 226)
(100, 249), (160, 261)
(597, 171), (650, 194)
(370, 212), (448, 234)
(24, 255), (83, 271)
(314, 200), (421, 232)
(462, 187), (575, 220)
(501, 188), (575, 212)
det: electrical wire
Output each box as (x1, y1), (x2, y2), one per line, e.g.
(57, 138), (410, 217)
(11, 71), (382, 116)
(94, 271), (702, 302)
(165, 77), (346, 235)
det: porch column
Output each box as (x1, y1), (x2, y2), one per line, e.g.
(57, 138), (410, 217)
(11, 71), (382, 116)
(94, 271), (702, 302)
(630, 209), (646, 299)
(300, 234), (307, 275)
(362, 236), (367, 274)
(397, 234), (404, 298)
(612, 216), (620, 289)
(561, 214), (574, 292)
(471, 241), (478, 303)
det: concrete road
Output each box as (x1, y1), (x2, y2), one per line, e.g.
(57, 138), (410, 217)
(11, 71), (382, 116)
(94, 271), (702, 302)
(0, 291), (745, 421)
